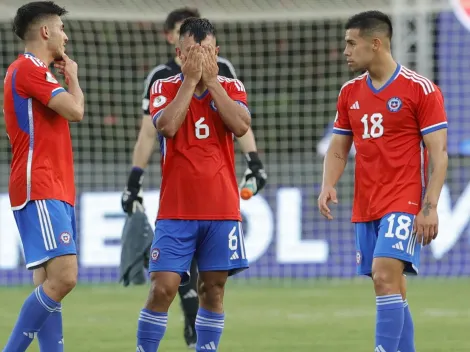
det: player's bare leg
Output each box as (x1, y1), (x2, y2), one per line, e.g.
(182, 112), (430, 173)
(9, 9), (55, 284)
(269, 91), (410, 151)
(32, 266), (66, 352)
(136, 271), (181, 351)
(145, 272), (181, 311)
(372, 257), (405, 352)
(3, 255), (77, 352)
(195, 271), (229, 351)
(398, 275), (416, 352)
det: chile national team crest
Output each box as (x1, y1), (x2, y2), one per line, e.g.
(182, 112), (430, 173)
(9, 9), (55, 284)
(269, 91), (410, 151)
(151, 248), (160, 262)
(60, 232), (71, 245)
(387, 97), (402, 112)
(450, 0), (470, 32)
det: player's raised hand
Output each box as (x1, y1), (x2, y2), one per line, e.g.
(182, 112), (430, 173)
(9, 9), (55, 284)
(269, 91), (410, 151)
(318, 185), (338, 220)
(413, 200), (439, 246)
(54, 53), (78, 85)
(181, 45), (203, 84)
(201, 45), (219, 85)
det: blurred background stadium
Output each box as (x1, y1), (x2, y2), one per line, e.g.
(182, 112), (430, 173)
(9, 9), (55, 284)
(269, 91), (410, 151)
(0, 0), (469, 350)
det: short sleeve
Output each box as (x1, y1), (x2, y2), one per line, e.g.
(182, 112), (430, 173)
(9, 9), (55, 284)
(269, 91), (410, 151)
(149, 80), (175, 126)
(16, 63), (65, 106)
(417, 85), (448, 135)
(332, 88), (352, 136)
(226, 79), (249, 114)
(141, 65), (171, 114)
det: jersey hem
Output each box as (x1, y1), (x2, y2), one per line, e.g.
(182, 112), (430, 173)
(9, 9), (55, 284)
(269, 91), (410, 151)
(11, 197), (75, 210)
(351, 209), (419, 223)
(157, 215), (242, 221)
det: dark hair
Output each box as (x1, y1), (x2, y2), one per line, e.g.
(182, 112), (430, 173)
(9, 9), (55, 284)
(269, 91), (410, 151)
(13, 1), (67, 40)
(345, 10), (393, 39)
(179, 17), (216, 43)
(164, 7), (200, 32)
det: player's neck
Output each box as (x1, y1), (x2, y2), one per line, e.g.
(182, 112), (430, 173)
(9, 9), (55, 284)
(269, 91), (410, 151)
(367, 55), (398, 88)
(195, 81), (207, 96)
(24, 44), (53, 66)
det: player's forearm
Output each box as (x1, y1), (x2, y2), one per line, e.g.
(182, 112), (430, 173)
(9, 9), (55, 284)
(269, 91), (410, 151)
(206, 81), (251, 137)
(322, 135), (352, 188)
(423, 149), (448, 206)
(66, 77), (84, 120)
(132, 115), (157, 169)
(156, 80), (196, 138)
(236, 128), (257, 153)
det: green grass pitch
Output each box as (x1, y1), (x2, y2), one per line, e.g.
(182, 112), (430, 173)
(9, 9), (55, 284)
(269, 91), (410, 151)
(0, 278), (468, 351)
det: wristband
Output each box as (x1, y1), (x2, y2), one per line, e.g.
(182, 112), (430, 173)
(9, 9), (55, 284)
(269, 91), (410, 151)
(245, 152), (262, 169)
(127, 167), (144, 189)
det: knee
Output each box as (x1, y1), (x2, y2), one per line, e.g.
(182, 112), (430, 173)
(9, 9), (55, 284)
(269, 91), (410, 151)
(47, 272), (77, 299)
(372, 270), (401, 296)
(198, 278), (226, 309)
(146, 274), (179, 310)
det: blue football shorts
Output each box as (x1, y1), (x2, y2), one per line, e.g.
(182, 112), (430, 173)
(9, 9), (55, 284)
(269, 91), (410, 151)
(148, 220), (249, 285)
(355, 212), (421, 276)
(13, 200), (77, 269)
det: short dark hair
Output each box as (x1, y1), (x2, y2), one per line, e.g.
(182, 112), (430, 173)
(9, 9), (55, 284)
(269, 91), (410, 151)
(345, 10), (393, 39)
(179, 18), (216, 43)
(164, 7), (200, 32)
(13, 1), (67, 40)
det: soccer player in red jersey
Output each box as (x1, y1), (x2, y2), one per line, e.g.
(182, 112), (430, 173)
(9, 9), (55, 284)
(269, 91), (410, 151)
(318, 11), (448, 352)
(3, 2), (84, 351)
(135, 18), (250, 352)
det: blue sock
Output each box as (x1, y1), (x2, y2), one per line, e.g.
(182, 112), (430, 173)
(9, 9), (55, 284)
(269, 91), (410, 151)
(136, 309), (167, 351)
(375, 294), (404, 352)
(195, 308), (224, 352)
(397, 300), (415, 352)
(4, 285), (60, 352)
(38, 305), (63, 352)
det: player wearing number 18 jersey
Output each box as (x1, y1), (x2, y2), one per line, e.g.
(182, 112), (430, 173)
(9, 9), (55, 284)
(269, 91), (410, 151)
(319, 11), (448, 352)
(136, 18), (250, 352)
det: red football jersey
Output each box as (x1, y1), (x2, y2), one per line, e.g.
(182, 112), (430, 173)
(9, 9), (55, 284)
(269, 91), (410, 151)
(150, 74), (248, 220)
(333, 65), (448, 222)
(3, 53), (76, 209)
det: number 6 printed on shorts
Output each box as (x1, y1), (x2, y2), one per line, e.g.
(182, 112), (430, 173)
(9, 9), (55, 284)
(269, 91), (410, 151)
(228, 226), (238, 250)
(195, 117), (209, 139)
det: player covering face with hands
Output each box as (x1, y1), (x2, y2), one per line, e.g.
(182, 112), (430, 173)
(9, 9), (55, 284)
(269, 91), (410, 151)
(136, 18), (250, 352)
(3, 1), (84, 351)
(122, 10), (266, 346)
(318, 10), (448, 352)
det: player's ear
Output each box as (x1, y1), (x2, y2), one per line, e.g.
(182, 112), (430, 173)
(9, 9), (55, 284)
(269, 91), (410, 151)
(372, 38), (381, 52)
(176, 47), (185, 61)
(40, 25), (50, 40)
(215, 46), (220, 56)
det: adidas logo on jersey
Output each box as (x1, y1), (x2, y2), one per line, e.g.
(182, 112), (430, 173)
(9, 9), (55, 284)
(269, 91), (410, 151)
(350, 101), (360, 110)
(349, 101), (360, 110)
(392, 242), (404, 251)
(230, 252), (239, 260)
(200, 341), (217, 350)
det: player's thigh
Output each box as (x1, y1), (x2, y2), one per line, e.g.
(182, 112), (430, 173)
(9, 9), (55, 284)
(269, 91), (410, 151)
(374, 212), (421, 275)
(196, 220), (249, 277)
(355, 220), (380, 276)
(13, 200), (77, 270)
(44, 254), (78, 290)
(149, 220), (198, 284)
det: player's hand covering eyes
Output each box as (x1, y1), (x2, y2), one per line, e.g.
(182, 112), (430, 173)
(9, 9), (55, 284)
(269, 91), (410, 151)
(201, 45), (219, 85)
(413, 200), (439, 246)
(239, 152), (267, 196)
(318, 185), (338, 220)
(181, 45), (203, 84)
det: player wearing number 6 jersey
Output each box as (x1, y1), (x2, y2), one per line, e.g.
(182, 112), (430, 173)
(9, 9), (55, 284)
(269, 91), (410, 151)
(135, 18), (250, 352)
(318, 11), (448, 352)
